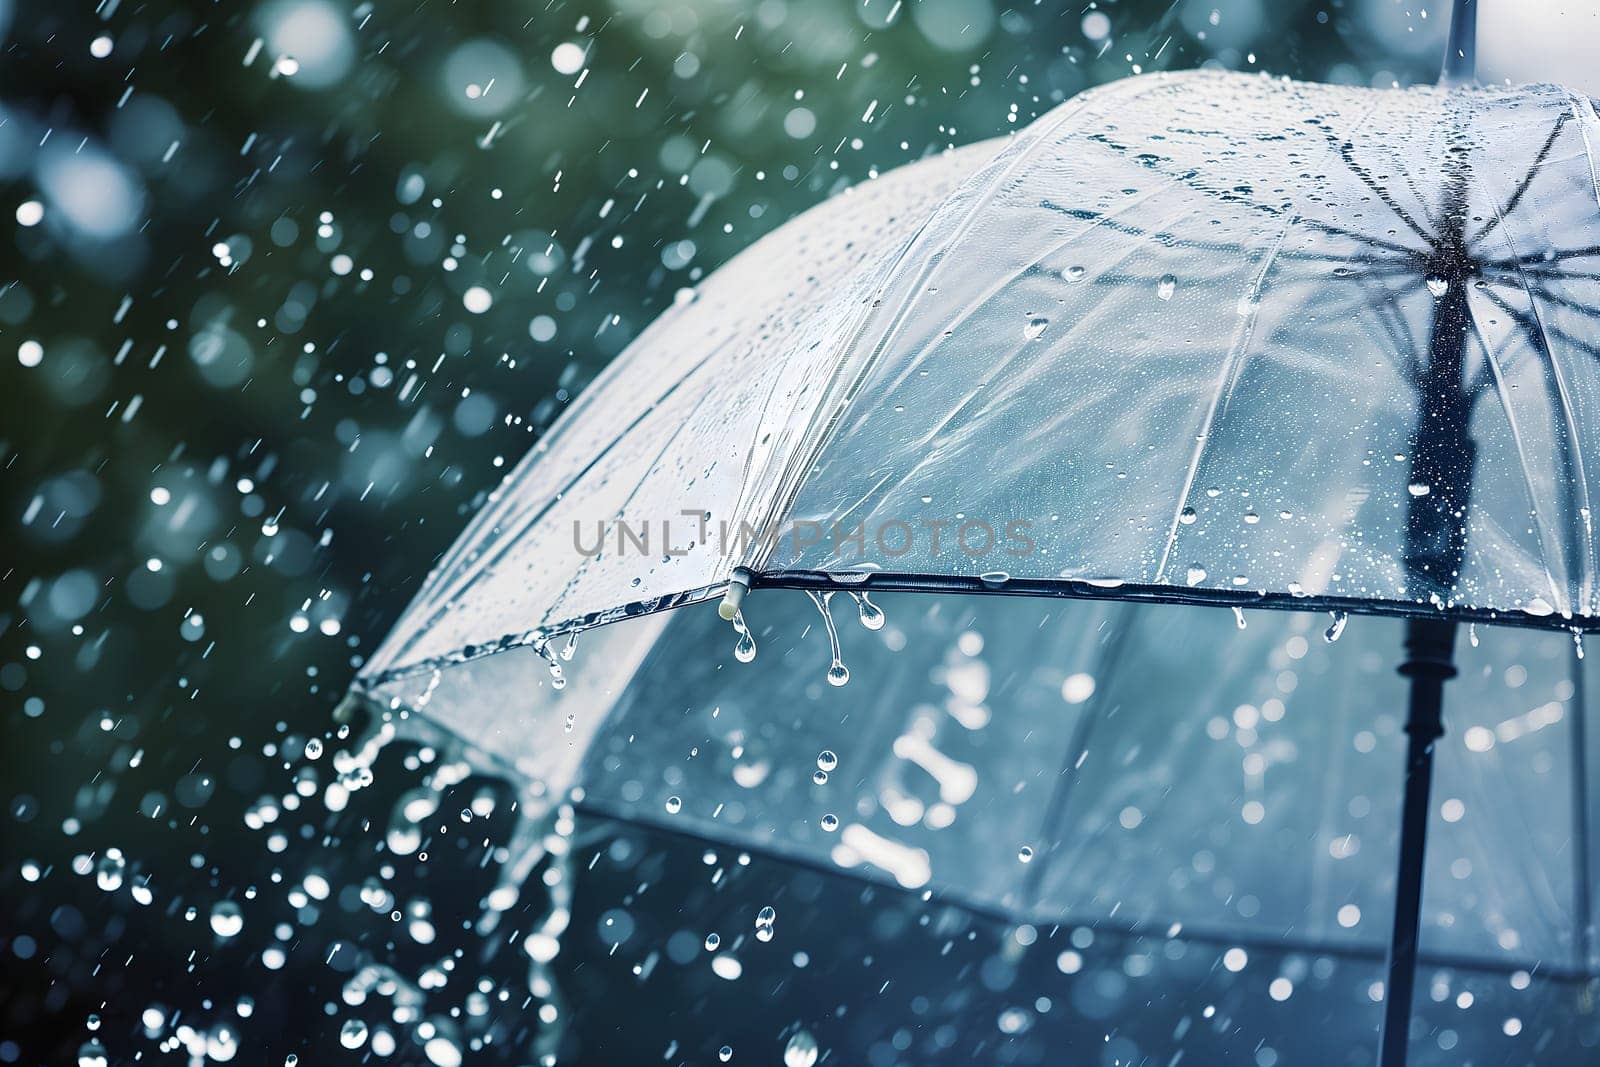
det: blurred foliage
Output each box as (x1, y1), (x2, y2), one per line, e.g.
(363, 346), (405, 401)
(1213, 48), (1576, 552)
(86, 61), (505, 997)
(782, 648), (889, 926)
(0, 0), (1447, 1062)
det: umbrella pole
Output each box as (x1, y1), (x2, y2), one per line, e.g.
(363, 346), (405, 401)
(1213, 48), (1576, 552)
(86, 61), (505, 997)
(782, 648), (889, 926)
(1379, 618), (1458, 1067)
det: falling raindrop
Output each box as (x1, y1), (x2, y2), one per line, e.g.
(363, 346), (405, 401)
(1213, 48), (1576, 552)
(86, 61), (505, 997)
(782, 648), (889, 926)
(1157, 274), (1176, 300)
(784, 1030), (821, 1067)
(1023, 316), (1049, 340)
(1325, 611), (1348, 643)
(210, 900), (244, 938)
(339, 1019), (368, 1050)
(851, 591), (885, 631)
(1232, 607), (1247, 630)
(806, 591), (849, 686)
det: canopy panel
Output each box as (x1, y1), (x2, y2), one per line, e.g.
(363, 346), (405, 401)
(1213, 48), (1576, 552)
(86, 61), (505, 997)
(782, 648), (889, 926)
(776, 73), (1600, 626)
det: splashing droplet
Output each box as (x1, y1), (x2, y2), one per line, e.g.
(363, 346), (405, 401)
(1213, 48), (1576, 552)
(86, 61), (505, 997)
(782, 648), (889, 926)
(1325, 611), (1348, 643)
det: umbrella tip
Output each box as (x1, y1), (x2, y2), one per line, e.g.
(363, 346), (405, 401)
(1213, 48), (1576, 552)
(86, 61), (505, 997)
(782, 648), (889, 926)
(718, 568), (752, 620)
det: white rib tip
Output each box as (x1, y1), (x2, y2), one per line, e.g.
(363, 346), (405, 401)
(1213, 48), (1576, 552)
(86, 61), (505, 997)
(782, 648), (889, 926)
(718, 570), (752, 620)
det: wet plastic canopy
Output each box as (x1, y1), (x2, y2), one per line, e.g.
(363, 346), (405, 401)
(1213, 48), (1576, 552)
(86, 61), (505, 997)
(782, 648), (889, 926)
(370, 592), (1599, 987)
(366, 70), (1600, 689)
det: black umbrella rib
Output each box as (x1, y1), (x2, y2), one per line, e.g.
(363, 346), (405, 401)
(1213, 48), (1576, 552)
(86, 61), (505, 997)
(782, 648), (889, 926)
(1040, 203), (1420, 267)
(1481, 288), (1600, 362)
(1334, 138), (1437, 246)
(1471, 111), (1571, 247)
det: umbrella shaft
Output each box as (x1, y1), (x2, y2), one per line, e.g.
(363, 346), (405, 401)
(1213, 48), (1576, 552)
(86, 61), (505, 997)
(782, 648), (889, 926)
(1379, 617), (1458, 1067)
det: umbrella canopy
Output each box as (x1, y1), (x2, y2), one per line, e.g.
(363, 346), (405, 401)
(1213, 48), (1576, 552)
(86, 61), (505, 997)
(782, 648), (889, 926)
(350, 12), (1600, 1062)
(364, 67), (1600, 691)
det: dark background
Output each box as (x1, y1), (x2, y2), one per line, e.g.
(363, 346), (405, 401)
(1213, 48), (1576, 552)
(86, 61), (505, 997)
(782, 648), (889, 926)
(0, 1), (1449, 1063)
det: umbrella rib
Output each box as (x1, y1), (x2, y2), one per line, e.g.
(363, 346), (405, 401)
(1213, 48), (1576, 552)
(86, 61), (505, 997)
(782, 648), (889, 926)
(1471, 110), (1571, 247)
(1333, 136), (1437, 247)
(1153, 219), (1293, 584)
(1017, 606), (1139, 909)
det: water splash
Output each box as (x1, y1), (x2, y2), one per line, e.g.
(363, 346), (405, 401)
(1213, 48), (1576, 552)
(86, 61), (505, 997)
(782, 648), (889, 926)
(532, 636), (566, 690)
(1324, 610), (1348, 643)
(806, 590), (850, 686)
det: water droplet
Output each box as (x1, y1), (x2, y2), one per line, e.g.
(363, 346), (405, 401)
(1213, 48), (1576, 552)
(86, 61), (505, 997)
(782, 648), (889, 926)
(1468, 622), (1480, 647)
(851, 591), (885, 631)
(339, 1019), (368, 1050)
(210, 900), (244, 938)
(784, 1031), (820, 1067)
(718, 1047), (734, 1063)
(533, 636), (566, 689)
(561, 631), (579, 661)
(1575, 628), (1586, 660)
(820, 813), (839, 832)
(1023, 316), (1049, 340)
(1408, 482), (1431, 497)
(1243, 510), (1260, 524)
(1186, 564), (1207, 586)
(77, 1043), (109, 1067)
(1064, 265), (1086, 282)
(304, 737), (324, 760)
(817, 750), (838, 772)
(979, 570), (1011, 585)
(1232, 607), (1247, 630)
(731, 609), (756, 663)
(1426, 275), (1450, 297)
(806, 591), (849, 687)
(1179, 506), (1198, 525)
(1325, 611), (1348, 643)
(665, 796), (682, 814)
(812, 770), (829, 785)
(1157, 274), (1176, 300)
(1017, 846), (1034, 863)
(704, 932), (721, 950)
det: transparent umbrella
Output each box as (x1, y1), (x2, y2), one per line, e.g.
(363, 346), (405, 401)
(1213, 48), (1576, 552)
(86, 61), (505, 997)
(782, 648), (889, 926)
(351, 2), (1600, 1062)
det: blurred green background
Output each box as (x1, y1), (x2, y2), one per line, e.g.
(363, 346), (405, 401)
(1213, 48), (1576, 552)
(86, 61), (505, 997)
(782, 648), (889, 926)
(0, 0), (1448, 1062)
